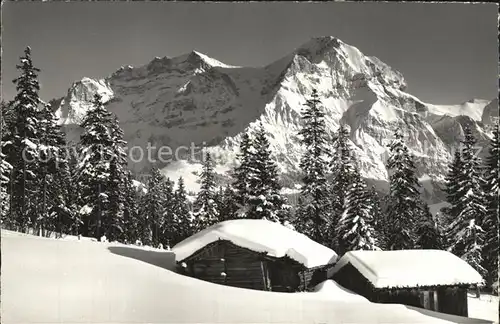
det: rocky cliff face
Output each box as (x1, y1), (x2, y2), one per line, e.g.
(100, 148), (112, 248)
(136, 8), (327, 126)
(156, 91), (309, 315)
(51, 36), (496, 203)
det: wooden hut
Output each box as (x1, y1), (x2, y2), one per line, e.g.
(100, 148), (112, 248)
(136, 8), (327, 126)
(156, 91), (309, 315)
(173, 219), (338, 292)
(329, 250), (483, 317)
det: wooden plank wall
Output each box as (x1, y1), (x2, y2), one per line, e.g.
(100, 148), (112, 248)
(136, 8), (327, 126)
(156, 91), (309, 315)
(437, 287), (468, 317)
(183, 240), (335, 293)
(332, 262), (470, 317)
(224, 243), (266, 290)
(185, 240), (267, 290)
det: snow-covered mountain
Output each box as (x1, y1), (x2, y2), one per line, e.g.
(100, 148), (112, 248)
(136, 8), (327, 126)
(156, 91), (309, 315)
(50, 36), (497, 203)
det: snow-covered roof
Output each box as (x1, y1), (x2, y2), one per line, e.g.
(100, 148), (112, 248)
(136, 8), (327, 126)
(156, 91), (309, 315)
(172, 219), (338, 268)
(329, 250), (483, 289)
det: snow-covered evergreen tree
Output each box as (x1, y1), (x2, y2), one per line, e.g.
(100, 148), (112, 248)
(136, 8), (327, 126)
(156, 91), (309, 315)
(232, 132), (254, 213)
(214, 186), (224, 220)
(458, 219), (487, 279)
(415, 203), (443, 249)
(173, 176), (192, 244)
(107, 114), (129, 242)
(295, 89), (331, 245)
(0, 141), (12, 227)
(219, 184), (239, 221)
(193, 151), (219, 231)
(482, 123), (499, 287)
(161, 177), (176, 248)
(141, 168), (167, 246)
(246, 123), (288, 223)
(367, 186), (387, 250)
(442, 149), (464, 232)
(1, 101), (12, 226)
(106, 158), (125, 242)
(447, 126), (487, 275)
(122, 172), (140, 244)
(7, 47), (42, 233)
(35, 103), (73, 237)
(385, 128), (422, 250)
(337, 165), (379, 253)
(76, 93), (115, 238)
(67, 151), (83, 235)
(1, 100), (15, 140)
(329, 124), (357, 250)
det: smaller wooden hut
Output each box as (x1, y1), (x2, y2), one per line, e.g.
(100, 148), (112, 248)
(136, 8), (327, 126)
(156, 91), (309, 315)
(173, 219), (338, 292)
(329, 250), (483, 317)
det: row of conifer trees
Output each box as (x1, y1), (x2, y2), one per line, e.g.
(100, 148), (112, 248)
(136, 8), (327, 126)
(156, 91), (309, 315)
(1, 47), (498, 290)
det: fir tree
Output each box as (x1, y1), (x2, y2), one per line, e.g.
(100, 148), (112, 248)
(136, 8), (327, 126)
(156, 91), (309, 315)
(5, 47), (47, 232)
(193, 151), (219, 231)
(76, 93), (114, 238)
(1, 101), (13, 226)
(106, 158), (125, 242)
(458, 218), (487, 279)
(295, 89), (331, 245)
(1, 101), (15, 142)
(447, 126), (487, 275)
(7, 47), (42, 233)
(105, 114), (129, 242)
(67, 150), (83, 235)
(385, 129), (422, 250)
(415, 203), (443, 249)
(367, 186), (387, 250)
(232, 132), (254, 213)
(173, 177), (193, 244)
(35, 103), (72, 237)
(337, 165), (379, 252)
(442, 149), (464, 233)
(329, 124), (357, 250)
(0, 141), (12, 227)
(122, 172), (140, 244)
(219, 184), (239, 221)
(161, 177), (176, 248)
(141, 168), (167, 247)
(482, 123), (499, 287)
(214, 186), (224, 220)
(247, 124), (287, 222)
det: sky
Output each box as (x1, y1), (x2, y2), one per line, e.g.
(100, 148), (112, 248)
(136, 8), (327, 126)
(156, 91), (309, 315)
(1, 2), (498, 104)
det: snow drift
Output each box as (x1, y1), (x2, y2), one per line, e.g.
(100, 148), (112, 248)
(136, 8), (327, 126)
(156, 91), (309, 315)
(313, 280), (369, 302)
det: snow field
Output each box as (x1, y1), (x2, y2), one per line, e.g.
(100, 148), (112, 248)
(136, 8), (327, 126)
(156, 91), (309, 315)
(2, 229), (494, 324)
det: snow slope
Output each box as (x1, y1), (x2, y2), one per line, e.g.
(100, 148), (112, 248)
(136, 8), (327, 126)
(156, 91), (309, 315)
(468, 293), (499, 323)
(426, 99), (491, 122)
(172, 219), (338, 268)
(1, 230), (493, 324)
(329, 250), (484, 288)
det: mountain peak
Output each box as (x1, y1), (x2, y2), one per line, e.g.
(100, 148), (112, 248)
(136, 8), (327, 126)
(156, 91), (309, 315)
(295, 36), (342, 57)
(188, 50), (238, 68)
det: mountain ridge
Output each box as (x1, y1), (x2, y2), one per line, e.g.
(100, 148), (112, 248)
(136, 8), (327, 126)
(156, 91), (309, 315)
(50, 36), (498, 205)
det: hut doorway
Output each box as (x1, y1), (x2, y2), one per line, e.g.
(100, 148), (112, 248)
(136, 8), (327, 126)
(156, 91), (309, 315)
(267, 261), (300, 292)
